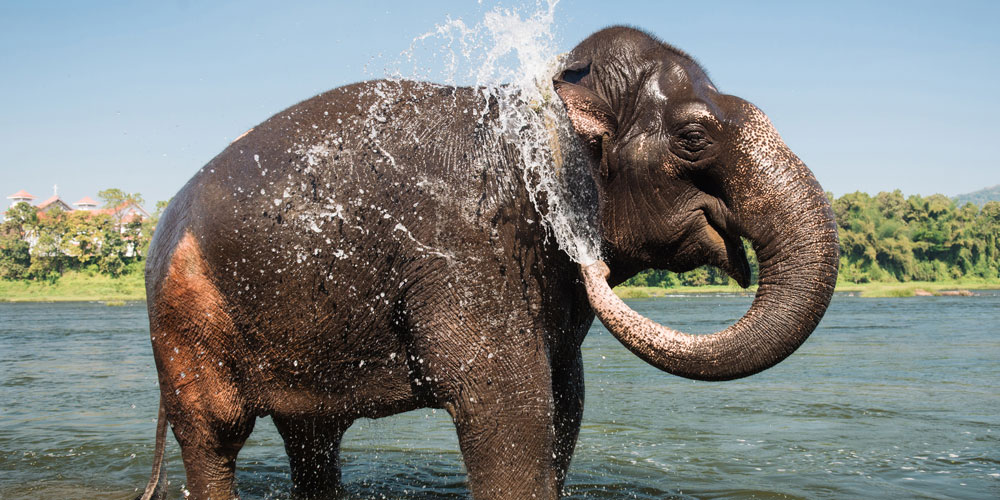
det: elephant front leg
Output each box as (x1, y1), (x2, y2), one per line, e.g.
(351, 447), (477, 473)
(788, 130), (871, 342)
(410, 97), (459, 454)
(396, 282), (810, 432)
(551, 350), (584, 492)
(447, 360), (560, 500)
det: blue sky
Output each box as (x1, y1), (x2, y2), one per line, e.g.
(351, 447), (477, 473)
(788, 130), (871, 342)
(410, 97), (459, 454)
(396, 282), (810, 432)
(1, 1), (998, 209)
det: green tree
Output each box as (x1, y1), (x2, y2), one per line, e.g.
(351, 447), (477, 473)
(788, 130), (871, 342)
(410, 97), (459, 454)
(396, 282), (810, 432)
(0, 236), (31, 279)
(98, 219), (128, 277)
(98, 188), (145, 231)
(26, 206), (70, 281)
(2, 202), (39, 238)
(137, 198), (170, 257)
(153, 199), (171, 219)
(123, 216), (145, 259)
(61, 211), (112, 266)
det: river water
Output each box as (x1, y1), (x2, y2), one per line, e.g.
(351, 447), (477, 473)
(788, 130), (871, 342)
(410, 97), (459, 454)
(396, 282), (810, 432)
(1, 293), (998, 499)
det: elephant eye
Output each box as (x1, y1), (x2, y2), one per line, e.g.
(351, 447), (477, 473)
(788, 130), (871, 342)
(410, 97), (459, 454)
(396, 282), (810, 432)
(670, 124), (715, 162)
(679, 129), (710, 152)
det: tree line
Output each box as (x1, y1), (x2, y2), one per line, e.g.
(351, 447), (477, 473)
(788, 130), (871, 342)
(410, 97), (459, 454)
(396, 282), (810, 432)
(0, 189), (166, 281)
(2, 189), (999, 285)
(626, 190), (1000, 287)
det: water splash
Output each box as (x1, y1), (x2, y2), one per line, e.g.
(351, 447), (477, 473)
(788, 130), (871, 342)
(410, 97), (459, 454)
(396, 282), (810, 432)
(396, 0), (602, 264)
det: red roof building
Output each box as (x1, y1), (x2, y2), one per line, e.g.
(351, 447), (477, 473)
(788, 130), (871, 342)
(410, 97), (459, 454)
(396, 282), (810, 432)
(6, 190), (36, 208)
(73, 196), (99, 210)
(36, 195), (74, 213)
(5, 189), (149, 224)
(94, 200), (151, 224)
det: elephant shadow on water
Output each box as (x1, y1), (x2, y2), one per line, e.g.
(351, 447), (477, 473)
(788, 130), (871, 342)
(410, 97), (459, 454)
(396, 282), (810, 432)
(136, 26), (838, 500)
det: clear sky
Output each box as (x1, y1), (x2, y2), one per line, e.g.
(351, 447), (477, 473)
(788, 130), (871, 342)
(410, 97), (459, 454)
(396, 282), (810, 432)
(2, 1), (998, 209)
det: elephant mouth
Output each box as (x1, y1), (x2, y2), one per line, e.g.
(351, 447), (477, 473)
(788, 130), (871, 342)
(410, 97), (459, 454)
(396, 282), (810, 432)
(701, 211), (751, 288)
(665, 199), (750, 288)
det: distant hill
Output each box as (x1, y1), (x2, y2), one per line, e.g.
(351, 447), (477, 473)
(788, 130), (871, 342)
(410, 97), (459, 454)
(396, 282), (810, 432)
(954, 185), (1000, 208)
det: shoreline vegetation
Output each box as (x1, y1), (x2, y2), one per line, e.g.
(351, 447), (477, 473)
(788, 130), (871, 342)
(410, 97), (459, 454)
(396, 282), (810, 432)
(616, 281), (1000, 298)
(0, 268), (145, 303)
(1, 268), (997, 303)
(2, 188), (999, 302)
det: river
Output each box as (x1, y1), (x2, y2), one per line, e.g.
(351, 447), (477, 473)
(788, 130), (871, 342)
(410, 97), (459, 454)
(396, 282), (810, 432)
(1, 292), (998, 499)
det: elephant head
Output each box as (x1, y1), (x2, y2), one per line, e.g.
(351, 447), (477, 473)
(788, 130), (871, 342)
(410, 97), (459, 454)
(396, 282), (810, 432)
(554, 27), (839, 381)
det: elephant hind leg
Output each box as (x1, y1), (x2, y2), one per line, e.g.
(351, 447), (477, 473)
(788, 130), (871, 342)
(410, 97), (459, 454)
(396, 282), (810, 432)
(169, 407), (256, 500)
(155, 331), (256, 499)
(150, 230), (255, 498)
(273, 415), (351, 499)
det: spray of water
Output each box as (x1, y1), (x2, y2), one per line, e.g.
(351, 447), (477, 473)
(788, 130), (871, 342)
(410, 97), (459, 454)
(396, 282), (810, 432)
(394, 0), (602, 265)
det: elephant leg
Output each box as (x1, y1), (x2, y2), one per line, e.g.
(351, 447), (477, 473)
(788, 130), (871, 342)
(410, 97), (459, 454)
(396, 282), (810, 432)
(151, 231), (257, 499)
(446, 350), (560, 499)
(167, 398), (255, 500)
(273, 415), (351, 499)
(154, 337), (255, 498)
(551, 350), (584, 492)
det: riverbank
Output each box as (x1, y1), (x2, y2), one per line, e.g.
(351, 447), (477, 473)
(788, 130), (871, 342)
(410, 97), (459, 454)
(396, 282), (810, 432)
(833, 281), (1000, 297)
(0, 270), (145, 303)
(2, 272), (999, 302)
(616, 280), (1000, 298)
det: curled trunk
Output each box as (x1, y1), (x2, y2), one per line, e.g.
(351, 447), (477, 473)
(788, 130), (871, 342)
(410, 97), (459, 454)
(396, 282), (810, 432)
(583, 170), (840, 381)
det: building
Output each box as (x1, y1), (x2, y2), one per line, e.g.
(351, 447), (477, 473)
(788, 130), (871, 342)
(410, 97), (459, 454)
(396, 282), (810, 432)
(4, 189), (149, 223)
(4, 188), (152, 258)
(97, 200), (151, 225)
(35, 194), (74, 214)
(6, 190), (36, 208)
(73, 196), (98, 211)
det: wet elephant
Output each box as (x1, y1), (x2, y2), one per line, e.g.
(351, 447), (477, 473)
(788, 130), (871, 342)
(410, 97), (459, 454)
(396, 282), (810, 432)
(138, 26), (838, 500)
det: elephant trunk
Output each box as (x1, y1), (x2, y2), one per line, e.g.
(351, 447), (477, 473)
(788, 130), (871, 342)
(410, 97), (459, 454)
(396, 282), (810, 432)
(582, 107), (839, 381)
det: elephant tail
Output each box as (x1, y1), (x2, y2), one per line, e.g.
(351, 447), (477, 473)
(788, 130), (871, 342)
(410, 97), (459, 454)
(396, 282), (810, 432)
(137, 398), (169, 500)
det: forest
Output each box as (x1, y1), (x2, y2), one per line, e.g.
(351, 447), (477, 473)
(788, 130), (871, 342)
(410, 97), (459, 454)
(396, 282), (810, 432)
(1, 189), (999, 286)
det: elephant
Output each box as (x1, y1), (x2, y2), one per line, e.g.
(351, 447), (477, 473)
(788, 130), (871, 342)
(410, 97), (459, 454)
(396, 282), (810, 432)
(138, 26), (838, 500)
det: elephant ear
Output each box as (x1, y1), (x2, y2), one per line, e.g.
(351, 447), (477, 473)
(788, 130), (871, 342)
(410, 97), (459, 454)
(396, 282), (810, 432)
(553, 61), (617, 154)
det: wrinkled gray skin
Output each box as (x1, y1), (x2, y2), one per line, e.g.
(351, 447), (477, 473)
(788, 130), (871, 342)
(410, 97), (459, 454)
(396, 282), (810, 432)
(139, 27), (838, 500)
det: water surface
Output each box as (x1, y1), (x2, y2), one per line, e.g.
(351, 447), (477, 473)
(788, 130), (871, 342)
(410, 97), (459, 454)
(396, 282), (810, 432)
(1, 293), (998, 499)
